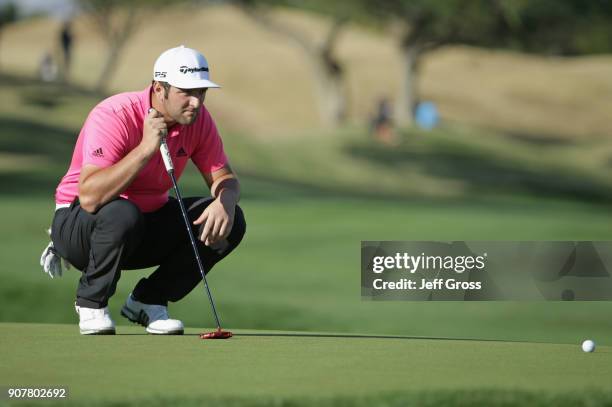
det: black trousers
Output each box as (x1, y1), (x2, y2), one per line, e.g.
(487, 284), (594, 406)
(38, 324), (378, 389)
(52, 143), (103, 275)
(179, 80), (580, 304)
(51, 197), (246, 308)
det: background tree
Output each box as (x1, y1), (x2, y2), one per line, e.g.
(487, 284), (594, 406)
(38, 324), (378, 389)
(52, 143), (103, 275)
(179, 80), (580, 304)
(367, 0), (612, 126)
(77, 0), (189, 93)
(502, 0), (612, 55)
(365, 0), (512, 126)
(234, 0), (355, 126)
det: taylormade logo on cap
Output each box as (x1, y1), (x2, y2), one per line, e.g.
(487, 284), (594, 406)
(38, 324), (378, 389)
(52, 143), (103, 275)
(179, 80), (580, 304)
(179, 66), (208, 74)
(153, 45), (220, 89)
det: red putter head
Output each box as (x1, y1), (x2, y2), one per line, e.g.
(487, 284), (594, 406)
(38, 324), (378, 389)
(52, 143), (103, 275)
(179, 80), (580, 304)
(200, 328), (233, 339)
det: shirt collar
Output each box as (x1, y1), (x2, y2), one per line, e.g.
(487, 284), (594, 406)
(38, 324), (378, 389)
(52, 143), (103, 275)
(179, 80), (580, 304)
(143, 85), (153, 116)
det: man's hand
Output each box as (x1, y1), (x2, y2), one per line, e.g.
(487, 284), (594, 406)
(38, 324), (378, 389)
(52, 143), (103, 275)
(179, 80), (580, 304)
(193, 192), (237, 247)
(40, 228), (71, 279)
(40, 242), (71, 278)
(196, 164), (240, 249)
(142, 108), (167, 154)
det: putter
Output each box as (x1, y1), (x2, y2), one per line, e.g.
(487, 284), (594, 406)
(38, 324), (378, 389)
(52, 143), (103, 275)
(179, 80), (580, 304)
(156, 110), (232, 340)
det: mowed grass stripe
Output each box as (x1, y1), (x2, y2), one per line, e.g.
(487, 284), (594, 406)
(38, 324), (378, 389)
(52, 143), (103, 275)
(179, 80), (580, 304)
(1, 323), (610, 404)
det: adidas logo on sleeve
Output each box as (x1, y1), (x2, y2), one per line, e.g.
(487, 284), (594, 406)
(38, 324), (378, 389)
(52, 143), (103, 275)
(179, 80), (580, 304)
(92, 148), (104, 158)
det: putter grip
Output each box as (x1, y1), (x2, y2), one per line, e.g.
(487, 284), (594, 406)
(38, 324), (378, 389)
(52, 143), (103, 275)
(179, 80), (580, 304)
(160, 140), (174, 172)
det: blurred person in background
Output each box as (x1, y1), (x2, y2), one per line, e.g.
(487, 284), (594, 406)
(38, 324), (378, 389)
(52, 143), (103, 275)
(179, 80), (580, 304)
(59, 20), (73, 80)
(39, 51), (58, 82)
(370, 97), (397, 145)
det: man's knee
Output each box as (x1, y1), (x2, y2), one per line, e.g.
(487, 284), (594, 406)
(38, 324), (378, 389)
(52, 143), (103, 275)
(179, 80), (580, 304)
(95, 199), (144, 241)
(186, 197), (214, 213)
(229, 205), (246, 244)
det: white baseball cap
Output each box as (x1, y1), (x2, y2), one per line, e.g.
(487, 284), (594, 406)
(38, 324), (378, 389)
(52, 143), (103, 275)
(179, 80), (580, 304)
(153, 45), (220, 89)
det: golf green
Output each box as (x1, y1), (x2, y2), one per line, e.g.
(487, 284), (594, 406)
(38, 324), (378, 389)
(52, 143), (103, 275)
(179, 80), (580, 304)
(1, 323), (611, 406)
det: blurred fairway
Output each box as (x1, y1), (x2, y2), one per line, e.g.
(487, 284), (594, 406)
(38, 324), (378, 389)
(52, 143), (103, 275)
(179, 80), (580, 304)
(1, 323), (611, 407)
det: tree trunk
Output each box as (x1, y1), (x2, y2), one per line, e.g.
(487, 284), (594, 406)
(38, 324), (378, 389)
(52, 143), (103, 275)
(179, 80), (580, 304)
(316, 18), (347, 125)
(309, 59), (344, 126)
(396, 44), (420, 126)
(0, 28), (3, 69)
(91, 6), (138, 94)
(310, 42), (346, 126)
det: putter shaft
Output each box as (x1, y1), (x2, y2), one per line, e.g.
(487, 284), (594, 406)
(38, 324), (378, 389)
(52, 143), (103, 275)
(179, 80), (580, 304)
(161, 138), (223, 330)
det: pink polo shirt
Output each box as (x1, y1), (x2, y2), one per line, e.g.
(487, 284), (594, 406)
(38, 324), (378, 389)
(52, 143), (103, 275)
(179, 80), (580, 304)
(55, 86), (227, 213)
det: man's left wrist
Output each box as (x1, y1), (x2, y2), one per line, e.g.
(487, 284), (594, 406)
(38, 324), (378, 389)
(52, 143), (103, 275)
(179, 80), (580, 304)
(218, 188), (238, 207)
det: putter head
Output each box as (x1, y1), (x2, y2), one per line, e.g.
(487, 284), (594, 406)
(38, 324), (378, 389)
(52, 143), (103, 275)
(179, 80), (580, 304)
(200, 328), (233, 340)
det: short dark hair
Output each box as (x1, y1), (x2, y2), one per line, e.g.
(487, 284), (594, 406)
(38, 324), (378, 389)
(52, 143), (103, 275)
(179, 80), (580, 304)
(152, 80), (171, 98)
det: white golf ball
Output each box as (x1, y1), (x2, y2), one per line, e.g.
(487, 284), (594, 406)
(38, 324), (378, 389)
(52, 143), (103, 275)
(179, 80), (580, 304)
(581, 339), (595, 353)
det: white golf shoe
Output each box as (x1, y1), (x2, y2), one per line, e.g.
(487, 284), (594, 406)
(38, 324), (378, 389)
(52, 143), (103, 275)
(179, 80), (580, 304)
(75, 304), (116, 335)
(120, 293), (184, 335)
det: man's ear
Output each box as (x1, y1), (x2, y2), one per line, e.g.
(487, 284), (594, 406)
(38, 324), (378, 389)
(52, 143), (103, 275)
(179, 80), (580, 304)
(152, 81), (165, 102)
